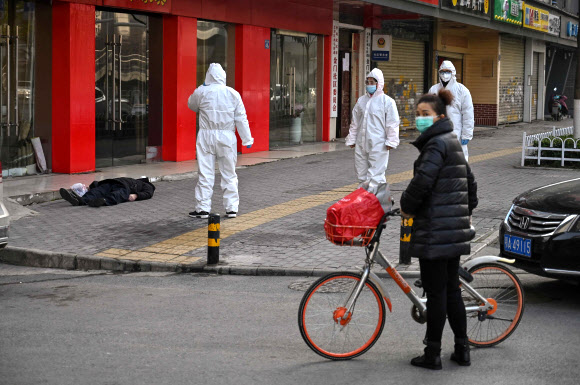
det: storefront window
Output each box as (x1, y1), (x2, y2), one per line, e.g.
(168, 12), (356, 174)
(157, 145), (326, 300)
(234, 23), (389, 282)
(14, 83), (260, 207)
(196, 21), (234, 133)
(0, 0), (36, 176)
(269, 32), (318, 147)
(95, 10), (150, 168)
(197, 21), (232, 86)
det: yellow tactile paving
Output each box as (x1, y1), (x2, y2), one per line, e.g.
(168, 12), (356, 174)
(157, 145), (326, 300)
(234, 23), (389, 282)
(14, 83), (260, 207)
(468, 147), (521, 162)
(101, 146), (521, 261)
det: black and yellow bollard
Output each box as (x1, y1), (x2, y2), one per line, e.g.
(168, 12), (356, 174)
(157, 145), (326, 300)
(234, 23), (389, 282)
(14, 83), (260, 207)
(208, 214), (220, 265)
(399, 217), (413, 265)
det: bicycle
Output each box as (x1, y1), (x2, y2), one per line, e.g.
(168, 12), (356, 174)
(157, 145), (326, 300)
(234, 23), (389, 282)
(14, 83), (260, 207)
(298, 209), (525, 360)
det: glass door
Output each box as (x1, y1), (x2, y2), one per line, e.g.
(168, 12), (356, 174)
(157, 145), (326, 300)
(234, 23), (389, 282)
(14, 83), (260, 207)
(269, 32), (317, 147)
(0, 0), (35, 177)
(95, 11), (149, 168)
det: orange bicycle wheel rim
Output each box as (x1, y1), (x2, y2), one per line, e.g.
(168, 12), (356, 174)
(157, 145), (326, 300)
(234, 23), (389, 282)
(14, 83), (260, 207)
(301, 275), (384, 359)
(468, 265), (524, 346)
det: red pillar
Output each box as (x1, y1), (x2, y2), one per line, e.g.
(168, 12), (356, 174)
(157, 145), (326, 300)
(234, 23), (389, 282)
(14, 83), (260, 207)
(235, 25), (270, 153)
(162, 16), (197, 161)
(323, 35), (331, 142)
(52, 1), (95, 173)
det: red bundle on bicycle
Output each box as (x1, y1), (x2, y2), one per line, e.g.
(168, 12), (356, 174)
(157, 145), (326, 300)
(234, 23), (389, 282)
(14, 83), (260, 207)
(324, 188), (384, 245)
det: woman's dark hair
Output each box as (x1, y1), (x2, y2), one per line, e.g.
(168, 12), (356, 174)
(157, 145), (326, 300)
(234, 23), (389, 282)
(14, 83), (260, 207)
(417, 89), (454, 116)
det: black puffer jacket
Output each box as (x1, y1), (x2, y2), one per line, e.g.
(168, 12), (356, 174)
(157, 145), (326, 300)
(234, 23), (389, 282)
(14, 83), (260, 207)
(90, 177), (155, 201)
(400, 117), (478, 260)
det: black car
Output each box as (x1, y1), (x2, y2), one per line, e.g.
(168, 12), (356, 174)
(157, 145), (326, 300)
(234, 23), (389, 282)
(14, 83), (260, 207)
(500, 178), (580, 280)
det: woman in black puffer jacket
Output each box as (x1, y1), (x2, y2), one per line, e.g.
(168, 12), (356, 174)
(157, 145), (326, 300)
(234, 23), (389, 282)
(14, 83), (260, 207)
(400, 89), (478, 370)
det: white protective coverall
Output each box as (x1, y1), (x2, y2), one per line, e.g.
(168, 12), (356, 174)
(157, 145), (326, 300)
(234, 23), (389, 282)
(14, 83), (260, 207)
(428, 60), (474, 160)
(345, 68), (400, 191)
(187, 63), (254, 213)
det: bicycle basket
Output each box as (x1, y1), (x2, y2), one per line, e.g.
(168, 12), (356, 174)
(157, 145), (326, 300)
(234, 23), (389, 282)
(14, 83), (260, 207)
(324, 220), (377, 247)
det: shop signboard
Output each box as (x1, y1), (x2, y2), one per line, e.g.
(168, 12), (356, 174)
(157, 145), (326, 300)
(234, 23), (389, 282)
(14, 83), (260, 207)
(408, 0), (439, 6)
(103, 0), (172, 13)
(330, 21), (339, 118)
(441, 0), (491, 19)
(371, 34), (392, 62)
(523, 3), (549, 33)
(493, 0), (522, 25)
(365, 28), (372, 75)
(548, 14), (560, 36)
(565, 20), (578, 39)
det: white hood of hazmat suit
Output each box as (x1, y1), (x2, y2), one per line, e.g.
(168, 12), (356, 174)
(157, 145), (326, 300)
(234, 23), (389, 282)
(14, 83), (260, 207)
(345, 68), (400, 190)
(428, 60), (474, 160)
(187, 63), (254, 212)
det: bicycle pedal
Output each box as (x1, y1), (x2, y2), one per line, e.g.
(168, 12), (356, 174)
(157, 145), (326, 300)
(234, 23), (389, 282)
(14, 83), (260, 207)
(414, 279), (423, 288)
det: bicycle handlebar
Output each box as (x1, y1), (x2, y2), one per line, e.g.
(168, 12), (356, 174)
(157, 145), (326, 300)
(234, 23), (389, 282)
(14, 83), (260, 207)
(368, 208), (401, 246)
(386, 208), (401, 217)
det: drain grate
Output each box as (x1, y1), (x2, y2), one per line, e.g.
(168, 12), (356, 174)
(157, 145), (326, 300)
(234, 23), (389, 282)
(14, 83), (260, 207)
(289, 278), (357, 293)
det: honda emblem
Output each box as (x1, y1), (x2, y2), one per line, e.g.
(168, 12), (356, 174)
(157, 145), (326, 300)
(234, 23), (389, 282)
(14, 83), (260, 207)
(520, 216), (530, 230)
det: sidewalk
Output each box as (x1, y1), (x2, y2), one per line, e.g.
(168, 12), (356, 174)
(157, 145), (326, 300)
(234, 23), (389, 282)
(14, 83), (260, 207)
(1, 119), (576, 277)
(4, 142), (347, 206)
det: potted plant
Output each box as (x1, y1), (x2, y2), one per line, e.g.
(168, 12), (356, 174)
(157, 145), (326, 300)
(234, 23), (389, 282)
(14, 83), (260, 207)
(290, 103), (304, 143)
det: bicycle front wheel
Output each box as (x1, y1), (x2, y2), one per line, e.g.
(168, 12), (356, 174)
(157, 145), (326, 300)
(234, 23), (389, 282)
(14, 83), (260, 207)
(298, 272), (386, 360)
(464, 263), (525, 347)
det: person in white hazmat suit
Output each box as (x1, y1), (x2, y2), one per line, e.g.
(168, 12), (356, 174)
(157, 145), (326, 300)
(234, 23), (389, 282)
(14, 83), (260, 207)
(187, 63), (254, 219)
(428, 61), (474, 160)
(345, 68), (400, 192)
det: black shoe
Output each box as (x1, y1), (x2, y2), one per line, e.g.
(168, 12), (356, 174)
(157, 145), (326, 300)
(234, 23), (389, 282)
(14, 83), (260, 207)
(69, 190), (86, 205)
(411, 342), (442, 370)
(88, 198), (106, 208)
(59, 188), (80, 206)
(189, 211), (209, 219)
(450, 337), (471, 366)
(225, 211), (237, 218)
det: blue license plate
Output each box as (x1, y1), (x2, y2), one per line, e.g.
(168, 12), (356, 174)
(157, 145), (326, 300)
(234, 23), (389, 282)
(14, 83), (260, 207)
(504, 234), (532, 257)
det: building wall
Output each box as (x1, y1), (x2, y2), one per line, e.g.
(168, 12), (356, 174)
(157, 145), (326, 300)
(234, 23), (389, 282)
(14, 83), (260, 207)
(435, 21), (500, 126)
(61, 0), (334, 35)
(524, 39), (547, 122)
(45, 0), (333, 172)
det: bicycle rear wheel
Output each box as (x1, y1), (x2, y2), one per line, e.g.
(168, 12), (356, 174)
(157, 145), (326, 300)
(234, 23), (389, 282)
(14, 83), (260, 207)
(464, 263), (525, 347)
(298, 272), (386, 360)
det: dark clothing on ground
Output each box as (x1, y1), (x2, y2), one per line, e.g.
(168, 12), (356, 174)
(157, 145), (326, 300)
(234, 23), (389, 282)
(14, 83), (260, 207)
(400, 117), (478, 260)
(419, 257), (467, 342)
(83, 183), (130, 206)
(82, 177), (155, 206)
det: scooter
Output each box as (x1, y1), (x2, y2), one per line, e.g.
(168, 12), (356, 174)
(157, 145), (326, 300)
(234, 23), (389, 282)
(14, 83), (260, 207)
(550, 88), (568, 121)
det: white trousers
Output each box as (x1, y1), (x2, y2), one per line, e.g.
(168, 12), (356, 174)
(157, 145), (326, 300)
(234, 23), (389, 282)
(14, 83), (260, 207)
(462, 144), (469, 161)
(354, 143), (390, 187)
(194, 130), (239, 212)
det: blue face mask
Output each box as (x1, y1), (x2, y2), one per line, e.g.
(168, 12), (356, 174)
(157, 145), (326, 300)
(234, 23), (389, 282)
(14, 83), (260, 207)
(415, 116), (434, 133)
(366, 85), (377, 94)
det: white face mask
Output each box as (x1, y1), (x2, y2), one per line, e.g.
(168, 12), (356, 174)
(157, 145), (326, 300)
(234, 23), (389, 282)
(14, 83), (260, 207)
(440, 72), (452, 82)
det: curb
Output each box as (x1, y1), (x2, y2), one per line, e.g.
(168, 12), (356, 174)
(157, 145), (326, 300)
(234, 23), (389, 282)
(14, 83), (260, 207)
(0, 222), (500, 279)
(0, 226), (499, 278)
(0, 245), (423, 278)
(0, 246), (206, 274)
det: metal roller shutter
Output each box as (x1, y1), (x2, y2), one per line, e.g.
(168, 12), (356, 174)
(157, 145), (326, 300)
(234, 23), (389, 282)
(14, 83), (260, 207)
(531, 52), (539, 120)
(498, 36), (525, 124)
(377, 39), (425, 130)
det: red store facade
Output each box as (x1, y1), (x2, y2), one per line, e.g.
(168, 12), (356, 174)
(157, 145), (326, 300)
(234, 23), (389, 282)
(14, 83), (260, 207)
(1, 0), (332, 175)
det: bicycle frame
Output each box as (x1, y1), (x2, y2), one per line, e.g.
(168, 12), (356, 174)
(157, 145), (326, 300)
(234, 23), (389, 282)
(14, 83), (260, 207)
(337, 212), (505, 324)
